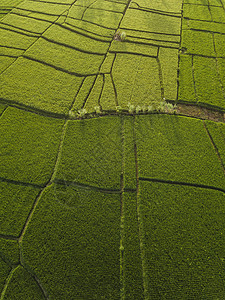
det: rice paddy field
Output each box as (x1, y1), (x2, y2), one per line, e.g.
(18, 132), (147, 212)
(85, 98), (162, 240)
(0, 0), (225, 299)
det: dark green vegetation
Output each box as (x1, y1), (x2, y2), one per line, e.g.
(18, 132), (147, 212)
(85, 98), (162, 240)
(56, 116), (123, 189)
(1, 0), (225, 299)
(22, 185), (121, 299)
(1, 111), (224, 299)
(139, 181), (225, 299)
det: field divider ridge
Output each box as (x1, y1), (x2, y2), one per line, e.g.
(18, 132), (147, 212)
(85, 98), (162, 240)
(0, 265), (20, 300)
(134, 115), (150, 299)
(139, 177), (225, 194)
(120, 116), (125, 299)
(0, 5), (69, 76)
(203, 121), (225, 175)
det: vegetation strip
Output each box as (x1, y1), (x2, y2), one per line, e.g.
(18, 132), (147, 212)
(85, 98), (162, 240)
(204, 121), (225, 173)
(0, 265), (20, 300)
(120, 117), (125, 299)
(134, 117), (149, 299)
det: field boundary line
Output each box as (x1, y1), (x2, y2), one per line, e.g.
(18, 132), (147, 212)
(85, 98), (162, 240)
(203, 121), (225, 176)
(120, 116), (125, 299)
(0, 265), (20, 300)
(139, 177), (225, 193)
(19, 245), (49, 299)
(18, 119), (68, 243)
(134, 116), (149, 300)
(0, 234), (18, 241)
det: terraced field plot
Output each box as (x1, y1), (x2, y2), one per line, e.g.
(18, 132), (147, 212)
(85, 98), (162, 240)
(1, 0), (225, 299)
(0, 0), (183, 114)
(179, 0), (225, 110)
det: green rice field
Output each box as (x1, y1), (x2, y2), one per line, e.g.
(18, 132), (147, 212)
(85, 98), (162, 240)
(0, 0), (225, 299)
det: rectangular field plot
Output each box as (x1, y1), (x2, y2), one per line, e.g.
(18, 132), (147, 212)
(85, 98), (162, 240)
(211, 6), (225, 23)
(15, 0), (68, 16)
(178, 54), (196, 103)
(139, 181), (225, 299)
(131, 0), (182, 12)
(124, 31), (180, 49)
(183, 4), (212, 21)
(12, 8), (59, 22)
(0, 57), (83, 114)
(43, 24), (110, 54)
(0, 0), (23, 6)
(91, 0), (126, 12)
(121, 10), (181, 35)
(135, 114), (225, 190)
(214, 34), (225, 57)
(22, 184), (121, 299)
(0, 46), (25, 57)
(181, 30), (215, 56)
(0, 181), (40, 236)
(64, 17), (115, 37)
(112, 54), (161, 108)
(109, 40), (158, 57)
(158, 48), (179, 101)
(0, 107), (64, 185)
(56, 116), (122, 189)
(194, 56), (225, 109)
(25, 38), (104, 75)
(83, 8), (123, 29)
(186, 19), (225, 33)
(1, 13), (51, 34)
(0, 27), (37, 49)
